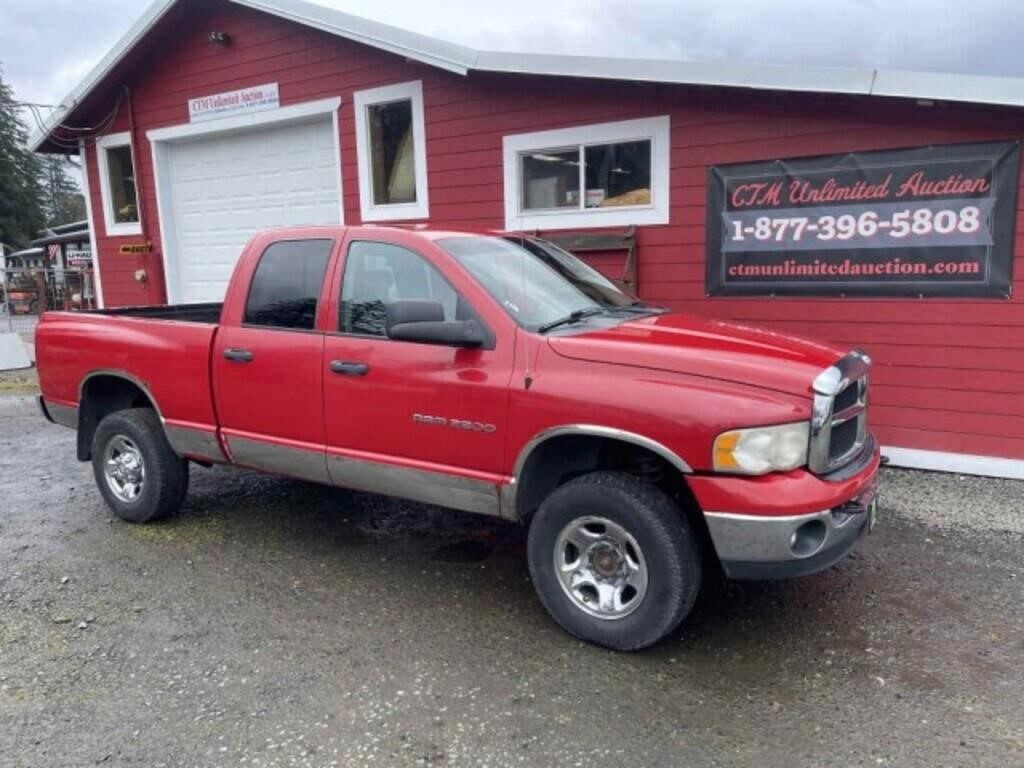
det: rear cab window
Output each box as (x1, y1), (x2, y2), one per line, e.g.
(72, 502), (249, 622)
(244, 239), (333, 331)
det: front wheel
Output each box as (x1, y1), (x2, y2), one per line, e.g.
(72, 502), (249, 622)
(527, 472), (702, 651)
(91, 408), (189, 523)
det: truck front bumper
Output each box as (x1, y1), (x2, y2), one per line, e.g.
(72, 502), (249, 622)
(692, 439), (880, 580)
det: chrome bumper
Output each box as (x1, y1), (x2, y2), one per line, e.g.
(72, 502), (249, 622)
(704, 484), (877, 580)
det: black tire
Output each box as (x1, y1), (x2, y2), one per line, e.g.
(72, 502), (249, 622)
(527, 471), (701, 651)
(91, 408), (189, 523)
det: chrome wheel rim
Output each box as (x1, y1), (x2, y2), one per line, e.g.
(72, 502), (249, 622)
(553, 516), (648, 620)
(103, 435), (146, 503)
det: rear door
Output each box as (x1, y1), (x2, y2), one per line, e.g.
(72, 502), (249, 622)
(212, 237), (335, 483)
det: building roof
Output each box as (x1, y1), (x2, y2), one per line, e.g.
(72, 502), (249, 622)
(30, 0), (1024, 152)
(32, 228), (91, 247)
(45, 220), (89, 235)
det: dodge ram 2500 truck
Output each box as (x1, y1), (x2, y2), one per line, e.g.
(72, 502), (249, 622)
(37, 226), (879, 650)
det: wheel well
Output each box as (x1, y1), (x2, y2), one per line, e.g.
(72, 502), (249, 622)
(515, 435), (708, 539)
(76, 375), (157, 461)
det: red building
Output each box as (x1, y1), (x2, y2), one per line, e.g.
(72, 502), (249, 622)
(32, 0), (1024, 479)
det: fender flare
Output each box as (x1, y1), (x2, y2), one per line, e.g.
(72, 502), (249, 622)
(501, 424), (693, 519)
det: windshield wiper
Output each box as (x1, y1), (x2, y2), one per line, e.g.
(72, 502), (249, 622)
(603, 301), (669, 314)
(537, 308), (606, 334)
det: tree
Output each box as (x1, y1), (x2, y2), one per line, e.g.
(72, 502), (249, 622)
(0, 67), (45, 248)
(38, 154), (85, 226)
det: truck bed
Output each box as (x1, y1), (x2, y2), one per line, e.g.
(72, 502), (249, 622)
(92, 302), (223, 324)
(36, 306), (222, 431)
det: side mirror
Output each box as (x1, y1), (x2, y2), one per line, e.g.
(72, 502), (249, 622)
(385, 300), (485, 348)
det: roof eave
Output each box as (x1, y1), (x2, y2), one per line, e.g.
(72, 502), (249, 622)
(29, 0), (1024, 155)
(870, 69), (1024, 108)
(29, 0), (179, 152)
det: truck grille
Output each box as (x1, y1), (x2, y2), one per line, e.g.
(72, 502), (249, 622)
(809, 352), (871, 475)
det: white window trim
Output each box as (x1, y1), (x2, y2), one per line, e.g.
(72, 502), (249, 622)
(78, 138), (105, 308)
(503, 116), (671, 231)
(353, 80), (429, 222)
(96, 131), (143, 237)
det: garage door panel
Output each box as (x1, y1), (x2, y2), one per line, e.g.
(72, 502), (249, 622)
(166, 118), (340, 303)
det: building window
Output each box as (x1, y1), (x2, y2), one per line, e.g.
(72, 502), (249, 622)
(503, 116), (671, 231)
(96, 132), (142, 236)
(353, 81), (429, 222)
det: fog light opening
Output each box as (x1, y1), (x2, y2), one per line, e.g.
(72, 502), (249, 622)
(789, 519), (827, 558)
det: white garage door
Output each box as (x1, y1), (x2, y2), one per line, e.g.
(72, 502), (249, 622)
(165, 117), (340, 303)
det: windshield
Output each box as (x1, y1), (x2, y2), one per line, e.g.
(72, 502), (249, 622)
(437, 235), (638, 331)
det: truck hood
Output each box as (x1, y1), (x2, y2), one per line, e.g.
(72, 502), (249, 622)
(547, 312), (846, 397)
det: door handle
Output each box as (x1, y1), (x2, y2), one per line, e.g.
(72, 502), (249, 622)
(223, 348), (254, 363)
(330, 360), (369, 376)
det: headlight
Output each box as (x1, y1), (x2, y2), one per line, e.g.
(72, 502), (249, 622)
(713, 422), (810, 475)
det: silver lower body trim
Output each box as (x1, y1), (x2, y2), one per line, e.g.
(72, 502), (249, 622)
(327, 453), (501, 517)
(227, 436), (331, 485)
(165, 424), (226, 463)
(224, 435), (502, 517)
(40, 398), (78, 430)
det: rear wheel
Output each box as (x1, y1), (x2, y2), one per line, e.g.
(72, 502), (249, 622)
(91, 408), (189, 523)
(527, 471), (701, 651)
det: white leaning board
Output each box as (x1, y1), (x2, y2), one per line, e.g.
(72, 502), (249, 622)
(0, 333), (31, 371)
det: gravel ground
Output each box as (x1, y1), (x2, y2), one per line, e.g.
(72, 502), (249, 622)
(1, 393), (1023, 767)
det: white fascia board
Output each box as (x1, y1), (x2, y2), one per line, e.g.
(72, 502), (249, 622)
(29, 0), (178, 152)
(232, 0), (476, 75)
(883, 446), (1024, 481)
(475, 50), (877, 96)
(872, 69), (1024, 108)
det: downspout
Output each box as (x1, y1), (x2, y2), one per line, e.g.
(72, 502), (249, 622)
(125, 85), (159, 303)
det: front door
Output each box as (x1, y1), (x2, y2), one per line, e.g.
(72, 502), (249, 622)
(212, 238), (335, 483)
(322, 234), (515, 513)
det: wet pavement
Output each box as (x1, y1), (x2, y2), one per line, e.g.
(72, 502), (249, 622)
(1, 393), (1022, 767)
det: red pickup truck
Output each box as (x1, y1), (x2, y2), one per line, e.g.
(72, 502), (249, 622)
(37, 226), (879, 650)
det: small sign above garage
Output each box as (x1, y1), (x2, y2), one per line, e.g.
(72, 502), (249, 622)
(188, 82), (280, 123)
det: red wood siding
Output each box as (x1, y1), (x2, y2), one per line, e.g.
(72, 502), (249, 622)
(79, 0), (1024, 461)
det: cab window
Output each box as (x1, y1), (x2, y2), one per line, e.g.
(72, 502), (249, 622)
(339, 241), (462, 337)
(244, 239), (332, 330)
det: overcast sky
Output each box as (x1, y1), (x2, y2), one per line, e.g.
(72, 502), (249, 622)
(2, 0), (1023, 116)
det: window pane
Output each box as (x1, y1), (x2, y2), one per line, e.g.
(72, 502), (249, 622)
(106, 145), (139, 223)
(441, 236), (604, 331)
(584, 140), (652, 208)
(244, 239), (332, 330)
(368, 100), (416, 205)
(521, 149), (580, 210)
(340, 241), (458, 336)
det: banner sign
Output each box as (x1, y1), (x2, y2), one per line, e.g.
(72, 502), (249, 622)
(65, 247), (92, 267)
(189, 82), (280, 123)
(705, 141), (1020, 297)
